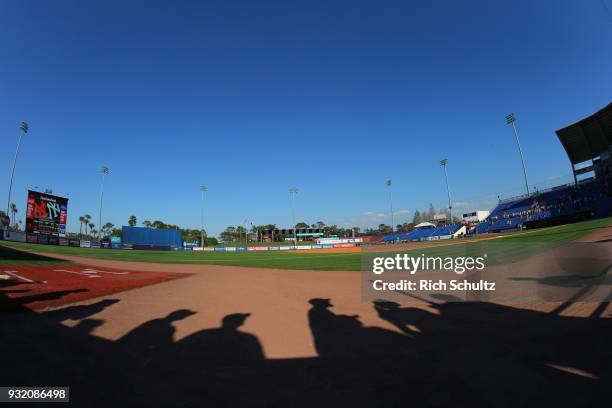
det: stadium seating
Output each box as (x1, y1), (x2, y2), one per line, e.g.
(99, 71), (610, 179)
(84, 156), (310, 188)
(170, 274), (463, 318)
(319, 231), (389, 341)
(381, 224), (463, 242)
(381, 179), (610, 240)
(476, 179), (608, 233)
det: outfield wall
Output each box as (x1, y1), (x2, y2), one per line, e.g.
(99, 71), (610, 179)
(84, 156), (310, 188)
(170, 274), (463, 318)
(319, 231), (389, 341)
(0, 234), (358, 252)
(197, 243), (357, 252)
(122, 226), (182, 248)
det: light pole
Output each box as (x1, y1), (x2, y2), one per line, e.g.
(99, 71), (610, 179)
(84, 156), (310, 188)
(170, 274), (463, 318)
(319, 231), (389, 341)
(506, 113), (530, 196)
(200, 185), (207, 247)
(6, 122), (28, 222)
(386, 180), (394, 232)
(242, 219), (249, 244)
(440, 159), (453, 225)
(289, 187), (298, 244)
(98, 166), (109, 239)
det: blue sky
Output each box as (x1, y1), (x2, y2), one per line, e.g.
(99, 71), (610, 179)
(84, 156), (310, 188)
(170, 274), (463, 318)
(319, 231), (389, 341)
(1, 0), (611, 236)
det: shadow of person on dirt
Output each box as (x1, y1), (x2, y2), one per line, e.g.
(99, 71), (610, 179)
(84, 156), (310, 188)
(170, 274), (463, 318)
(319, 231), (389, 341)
(119, 309), (197, 366)
(395, 300), (611, 406)
(43, 299), (120, 321)
(72, 318), (105, 335)
(174, 313), (265, 367)
(308, 298), (414, 360)
(0, 288), (88, 314)
(1, 278), (611, 407)
(373, 299), (443, 337)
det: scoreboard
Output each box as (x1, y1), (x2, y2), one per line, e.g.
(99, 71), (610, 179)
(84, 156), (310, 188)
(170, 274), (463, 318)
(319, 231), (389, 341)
(25, 190), (69, 237)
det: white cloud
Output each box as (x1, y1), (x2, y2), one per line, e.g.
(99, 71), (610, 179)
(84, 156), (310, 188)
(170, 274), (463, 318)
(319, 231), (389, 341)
(452, 201), (471, 210)
(361, 211), (387, 219)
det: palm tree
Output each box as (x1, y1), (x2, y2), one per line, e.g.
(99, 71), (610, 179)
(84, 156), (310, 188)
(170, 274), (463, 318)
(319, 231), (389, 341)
(10, 203), (17, 229)
(0, 210), (7, 229)
(88, 223), (95, 238)
(102, 222), (114, 237)
(79, 216), (86, 237)
(84, 214), (92, 235)
(128, 215), (137, 227)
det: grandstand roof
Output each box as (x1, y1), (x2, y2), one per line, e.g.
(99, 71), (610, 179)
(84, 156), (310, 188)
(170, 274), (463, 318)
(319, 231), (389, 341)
(555, 103), (612, 165)
(414, 222), (436, 229)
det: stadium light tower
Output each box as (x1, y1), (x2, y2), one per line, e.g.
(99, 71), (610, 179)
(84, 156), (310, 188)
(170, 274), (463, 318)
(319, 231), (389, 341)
(386, 180), (394, 232)
(242, 219), (250, 244)
(506, 113), (530, 196)
(440, 159), (453, 225)
(6, 122), (28, 222)
(98, 166), (109, 239)
(200, 185), (208, 247)
(289, 187), (298, 244)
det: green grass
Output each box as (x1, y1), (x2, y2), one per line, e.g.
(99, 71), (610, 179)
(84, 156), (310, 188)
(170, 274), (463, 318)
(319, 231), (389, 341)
(370, 217), (612, 265)
(1, 217), (609, 270)
(0, 241), (360, 270)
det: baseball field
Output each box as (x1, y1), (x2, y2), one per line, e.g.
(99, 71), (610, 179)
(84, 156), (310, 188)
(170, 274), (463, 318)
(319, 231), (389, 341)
(1, 217), (611, 406)
(2, 216), (610, 269)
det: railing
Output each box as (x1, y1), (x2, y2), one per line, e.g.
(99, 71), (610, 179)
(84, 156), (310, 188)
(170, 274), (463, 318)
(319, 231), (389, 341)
(497, 179), (592, 205)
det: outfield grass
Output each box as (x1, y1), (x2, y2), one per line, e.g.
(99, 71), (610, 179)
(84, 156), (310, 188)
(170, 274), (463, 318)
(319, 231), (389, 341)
(1, 217), (609, 270)
(0, 241), (361, 270)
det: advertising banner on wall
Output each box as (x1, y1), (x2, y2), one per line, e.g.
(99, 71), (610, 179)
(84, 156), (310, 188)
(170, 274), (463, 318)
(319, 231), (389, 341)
(25, 190), (68, 237)
(4, 231), (26, 242)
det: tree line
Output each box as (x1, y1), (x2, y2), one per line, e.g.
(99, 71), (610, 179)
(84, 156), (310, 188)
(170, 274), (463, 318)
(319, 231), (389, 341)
(1, 203), (22, 231)
(219, 221), (360, 243)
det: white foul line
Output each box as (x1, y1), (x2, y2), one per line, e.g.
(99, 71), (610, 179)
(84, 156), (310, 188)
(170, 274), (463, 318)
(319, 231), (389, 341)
(82, 268), (129, 275)
(54, 269), (101, 278)
(4, 270), (35, 283)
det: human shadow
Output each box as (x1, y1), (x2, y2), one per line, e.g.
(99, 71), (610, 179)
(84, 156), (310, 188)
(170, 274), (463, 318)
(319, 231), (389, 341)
(0, 288), (88, 315)
(382, 300), (612, 406)
(72, 318), (105, 335)
(119, 309), (197, 367)
(373, 299), (446, 336)
(42, 299), (120, 322)
(173, 313), (264, 367)
(308, 298), (415, 361)
(1, 281), (611, 407)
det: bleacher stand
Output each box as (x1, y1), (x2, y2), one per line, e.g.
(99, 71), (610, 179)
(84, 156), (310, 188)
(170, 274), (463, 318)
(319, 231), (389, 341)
(473, 178), (610, 234)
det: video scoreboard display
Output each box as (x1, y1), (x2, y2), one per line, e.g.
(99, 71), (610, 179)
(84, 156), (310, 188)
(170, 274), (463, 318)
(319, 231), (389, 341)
(25, 190), (68, 237)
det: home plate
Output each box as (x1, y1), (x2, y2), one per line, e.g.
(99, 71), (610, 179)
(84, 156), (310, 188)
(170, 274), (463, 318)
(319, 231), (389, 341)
(0, 274), (10, 280)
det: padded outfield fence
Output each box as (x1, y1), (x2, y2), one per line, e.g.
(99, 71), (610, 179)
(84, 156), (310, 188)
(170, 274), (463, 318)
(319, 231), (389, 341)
(0, 230), (359, 252)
